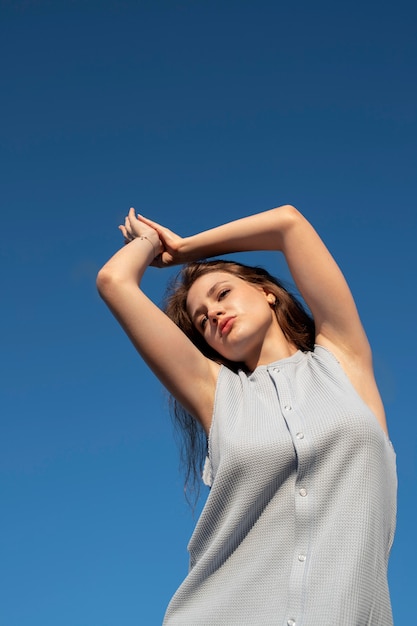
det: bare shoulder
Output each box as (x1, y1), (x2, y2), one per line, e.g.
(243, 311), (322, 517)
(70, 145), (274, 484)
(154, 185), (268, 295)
(318, 338), (389, 436)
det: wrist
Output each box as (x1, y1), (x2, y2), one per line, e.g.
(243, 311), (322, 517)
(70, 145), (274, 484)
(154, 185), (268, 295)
(177, 236), (196, 263)
(139, 234), (160, 258)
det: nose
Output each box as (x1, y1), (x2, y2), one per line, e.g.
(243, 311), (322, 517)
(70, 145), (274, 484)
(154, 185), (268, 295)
(208, 308), (223, 325)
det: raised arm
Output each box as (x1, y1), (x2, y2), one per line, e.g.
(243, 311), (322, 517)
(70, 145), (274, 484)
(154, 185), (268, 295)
(142, 205), (386, 432)
(96, 209), (219, 434)
(143, 205), (365, 353)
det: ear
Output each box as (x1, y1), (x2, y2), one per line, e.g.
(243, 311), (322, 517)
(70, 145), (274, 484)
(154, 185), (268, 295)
(264, 290), (277, 305)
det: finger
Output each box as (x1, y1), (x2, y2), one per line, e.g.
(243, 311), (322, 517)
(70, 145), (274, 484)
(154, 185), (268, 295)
(137, 214), (161, 230)
(123, 217), (135, 239)
(138, 216), (173, 245)
(119, 225), (132, 244)
(128, 207), (138, 224)
(119, 224), (130, 239)
(124, 215), (134, 235)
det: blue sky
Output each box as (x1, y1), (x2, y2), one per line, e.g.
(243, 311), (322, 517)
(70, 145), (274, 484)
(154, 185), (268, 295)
(1, 0), (416, 624)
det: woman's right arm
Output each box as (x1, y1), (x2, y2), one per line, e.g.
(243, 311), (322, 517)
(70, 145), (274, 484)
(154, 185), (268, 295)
(96, 209), (219, 433)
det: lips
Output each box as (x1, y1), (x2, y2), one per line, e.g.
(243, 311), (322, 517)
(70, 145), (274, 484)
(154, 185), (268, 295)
(219, 317), (235, 337)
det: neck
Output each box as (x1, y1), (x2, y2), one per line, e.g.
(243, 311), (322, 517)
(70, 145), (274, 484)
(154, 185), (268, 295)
(245, 337), (298, 372)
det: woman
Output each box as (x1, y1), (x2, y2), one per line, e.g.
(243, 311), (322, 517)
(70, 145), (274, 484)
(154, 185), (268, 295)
(97, 204), (396, 625)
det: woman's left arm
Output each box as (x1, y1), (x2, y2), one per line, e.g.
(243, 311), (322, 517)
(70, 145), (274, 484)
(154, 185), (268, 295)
(143, 205), (387, 432)
(143, 205), (366, 355)
(266, 206), (387, 433)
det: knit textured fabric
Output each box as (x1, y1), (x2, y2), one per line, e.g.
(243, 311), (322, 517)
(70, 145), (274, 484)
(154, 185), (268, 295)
(163, 346), (397, 626)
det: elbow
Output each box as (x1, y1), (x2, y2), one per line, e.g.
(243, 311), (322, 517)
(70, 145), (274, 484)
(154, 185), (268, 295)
(96, 265), (120, 301)
(96, 265), (139, 304)
(275, 204), (301, 220)
(272, 204), (304, 231)
(96, 266), (109, 299)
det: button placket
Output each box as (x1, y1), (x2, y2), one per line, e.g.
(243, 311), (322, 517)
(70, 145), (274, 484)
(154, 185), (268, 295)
(269, 365), (309, 626)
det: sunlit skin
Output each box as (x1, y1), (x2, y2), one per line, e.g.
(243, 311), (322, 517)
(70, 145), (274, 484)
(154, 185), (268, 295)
(97, 205), (388, 434)
(186, 271), (298, 371)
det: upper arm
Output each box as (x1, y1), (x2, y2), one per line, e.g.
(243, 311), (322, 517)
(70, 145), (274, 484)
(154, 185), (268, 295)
(279, 207), (388, 433)
(278, 206), (370, 359)
(97, 271), (219, 433)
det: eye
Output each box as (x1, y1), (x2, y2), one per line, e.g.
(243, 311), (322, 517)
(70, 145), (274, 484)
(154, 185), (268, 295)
(218, 289), (230, 300)
(200, 314), (208, 329)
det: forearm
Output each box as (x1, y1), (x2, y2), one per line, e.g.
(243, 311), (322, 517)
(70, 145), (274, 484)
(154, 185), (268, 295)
(179, 205), (297, 261)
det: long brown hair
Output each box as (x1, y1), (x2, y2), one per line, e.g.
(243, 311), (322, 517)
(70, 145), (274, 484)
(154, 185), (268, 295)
(163, 260), (315, 503)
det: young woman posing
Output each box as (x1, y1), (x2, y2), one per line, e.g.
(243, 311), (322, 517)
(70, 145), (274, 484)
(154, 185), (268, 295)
(97, 204), (396, 625)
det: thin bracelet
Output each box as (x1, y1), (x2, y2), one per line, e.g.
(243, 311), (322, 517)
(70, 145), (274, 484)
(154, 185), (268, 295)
(139, 235), (158, 258)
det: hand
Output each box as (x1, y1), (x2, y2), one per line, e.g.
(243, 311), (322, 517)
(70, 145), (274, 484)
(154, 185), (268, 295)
(118, 208), (164, 260)
(132, 213), (185, 267)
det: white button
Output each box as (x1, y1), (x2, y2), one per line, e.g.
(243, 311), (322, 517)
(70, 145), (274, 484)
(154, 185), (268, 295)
(284, 405), (292, 411)
(299, 488), (307, 497)
(296, 432), (304, 439)
(298, 554), (306, 562)
(287, 620), (296, 626)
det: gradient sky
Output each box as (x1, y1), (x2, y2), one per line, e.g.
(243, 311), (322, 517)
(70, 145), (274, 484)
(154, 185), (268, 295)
(1, 1), (416, 624)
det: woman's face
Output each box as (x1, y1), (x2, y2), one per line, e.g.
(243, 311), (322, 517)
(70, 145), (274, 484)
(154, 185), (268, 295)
(186, 271), (282, 367)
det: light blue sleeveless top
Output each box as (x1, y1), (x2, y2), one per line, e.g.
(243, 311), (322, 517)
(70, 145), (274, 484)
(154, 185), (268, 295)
(163, 346), (397, 625)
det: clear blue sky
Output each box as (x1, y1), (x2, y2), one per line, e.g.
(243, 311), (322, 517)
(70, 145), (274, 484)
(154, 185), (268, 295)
(1, 1), (415, 624)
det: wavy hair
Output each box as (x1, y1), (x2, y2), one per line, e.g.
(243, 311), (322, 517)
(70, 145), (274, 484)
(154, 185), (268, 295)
(163, 260), (315, 503)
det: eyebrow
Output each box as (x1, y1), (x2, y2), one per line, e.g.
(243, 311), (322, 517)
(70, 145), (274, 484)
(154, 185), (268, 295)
(190, 281), (229, 323)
